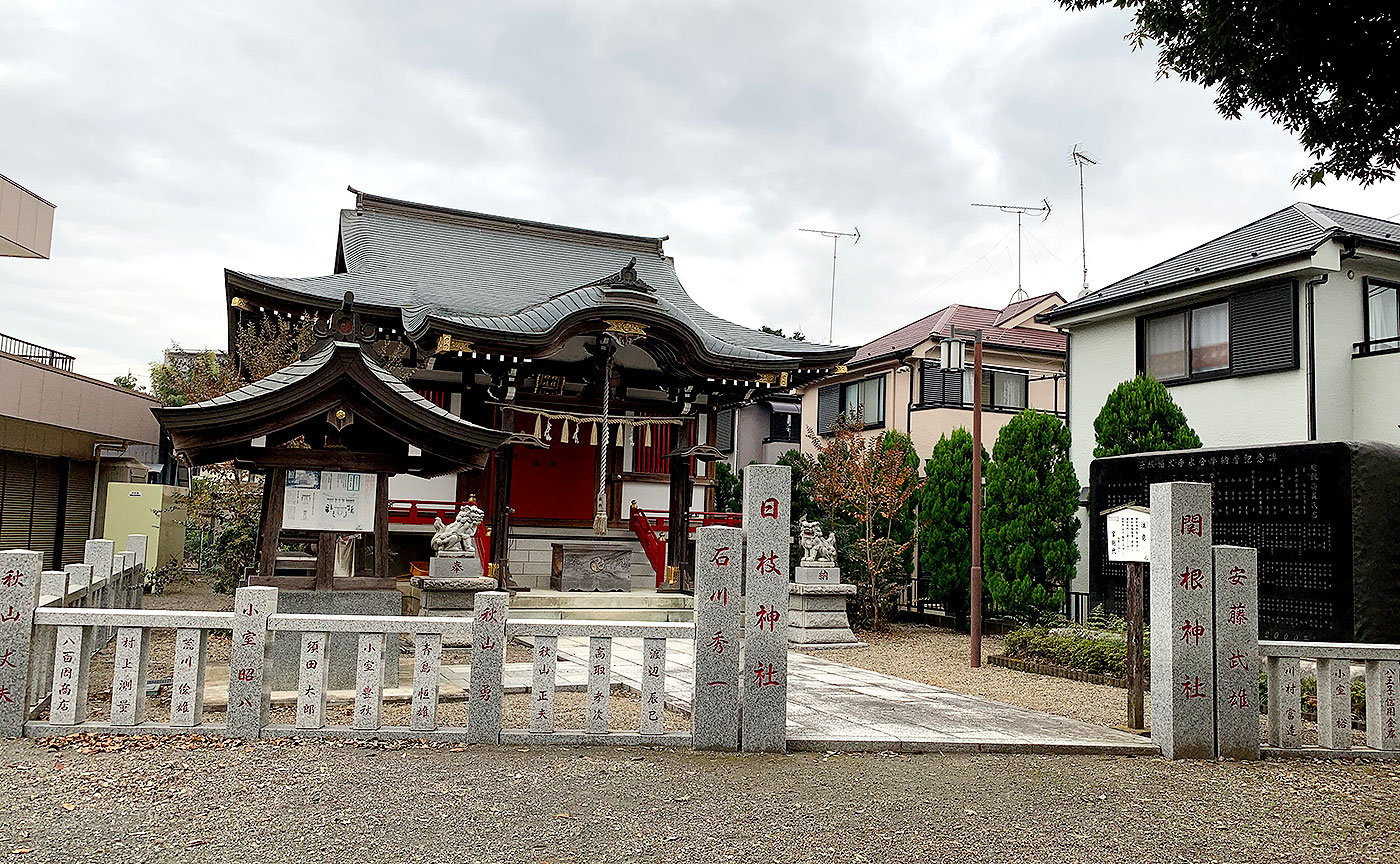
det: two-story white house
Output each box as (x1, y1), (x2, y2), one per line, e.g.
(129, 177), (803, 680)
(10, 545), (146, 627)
(1042, 202), (1400, 598)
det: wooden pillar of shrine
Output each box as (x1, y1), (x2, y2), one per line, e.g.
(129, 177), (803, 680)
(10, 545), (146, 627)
(257, 467), (287, 581)
(663, 417), (694, 592)
(490, 443), (514, 586)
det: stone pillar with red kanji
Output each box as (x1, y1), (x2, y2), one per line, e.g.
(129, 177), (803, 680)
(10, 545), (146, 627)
(1212, 544), (1259, 760)
(1149, 481), (1214, 760)
(0, 550), (42, 737)
(467, 591), (507, 744)
(740, 464), (790, 753)
(692, 525), (742, 751)
(227, 586), (277, 739)
(1365, 657), (1400, 751)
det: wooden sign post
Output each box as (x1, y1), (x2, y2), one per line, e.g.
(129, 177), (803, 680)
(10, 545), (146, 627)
(1105, 504), (1150, 730)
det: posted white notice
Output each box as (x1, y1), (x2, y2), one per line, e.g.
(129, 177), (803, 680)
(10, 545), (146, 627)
(282, 470), (376, 532)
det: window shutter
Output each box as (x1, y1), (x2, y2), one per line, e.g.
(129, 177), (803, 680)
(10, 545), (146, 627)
(31, 457), (62, 570)
(0, 453), (35, 553)
(918, 361), (964, 406)
(1229, 284), (1297, 375)
(817, 384), (840, 434)
(62, 460), (95, 567)
(716, 409), (734, 453)
(919, 360), (939, 404)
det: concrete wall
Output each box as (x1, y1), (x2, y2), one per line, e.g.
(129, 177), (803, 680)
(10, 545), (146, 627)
(1353, 351), (1400, 440)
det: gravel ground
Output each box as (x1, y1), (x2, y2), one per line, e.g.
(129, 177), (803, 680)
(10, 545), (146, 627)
(2, 737), (1397, 863)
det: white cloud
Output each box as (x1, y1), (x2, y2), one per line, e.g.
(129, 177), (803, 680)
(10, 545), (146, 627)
(0, 0), (1396, 386)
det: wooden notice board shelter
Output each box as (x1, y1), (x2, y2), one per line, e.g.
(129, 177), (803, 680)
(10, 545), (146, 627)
(153, 293), (520, 590)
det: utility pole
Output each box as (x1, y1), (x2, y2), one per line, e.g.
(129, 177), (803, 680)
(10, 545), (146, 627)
(799, 226), (860, 342)
(943, 326), (984, 667)
(970, 200), (1051, 303)
(1070, 145), (1099, 295)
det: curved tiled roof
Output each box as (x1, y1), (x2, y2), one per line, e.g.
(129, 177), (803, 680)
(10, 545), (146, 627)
(229, 191), (853, 371)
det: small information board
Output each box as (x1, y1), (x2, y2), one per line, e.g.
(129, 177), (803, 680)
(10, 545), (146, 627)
(283, 470), (376, 532)
(1106, 505), (1151, 563)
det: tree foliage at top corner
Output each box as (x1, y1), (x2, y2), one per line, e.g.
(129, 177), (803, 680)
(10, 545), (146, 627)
(1093, 373), (1202, 458)
(1058, 0), (1400, 187)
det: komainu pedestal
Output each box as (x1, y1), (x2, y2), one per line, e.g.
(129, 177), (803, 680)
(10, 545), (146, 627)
(788, 567), (864, 649)
(412, 554), (496, 645)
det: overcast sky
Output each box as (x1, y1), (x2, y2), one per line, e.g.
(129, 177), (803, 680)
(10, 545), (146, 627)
(2, 1), (1397, 384)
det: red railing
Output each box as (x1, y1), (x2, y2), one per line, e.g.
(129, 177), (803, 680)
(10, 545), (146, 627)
(627, 503), (742, 587)
(629, 504), (668, 589)
(390, 499), (492, 573)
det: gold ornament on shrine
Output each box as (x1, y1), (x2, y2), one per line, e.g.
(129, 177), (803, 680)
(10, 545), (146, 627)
(434, 334), (474, 354)
(604, 320), (648, 337)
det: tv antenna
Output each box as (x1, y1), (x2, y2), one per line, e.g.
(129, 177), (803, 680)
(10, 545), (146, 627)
(970, 199), (1050, 303)
(1070, 144), (1099, 296)
(799, 226), (860, 342)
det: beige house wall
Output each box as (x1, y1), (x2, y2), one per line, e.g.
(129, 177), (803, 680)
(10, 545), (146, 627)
(0, 173), (55, 259)
(0, 352), (161, 456)
(798, 337), (1067, 462)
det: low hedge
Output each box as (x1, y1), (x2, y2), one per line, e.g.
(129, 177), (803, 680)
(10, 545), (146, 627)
(1003, 626), (1144, 678)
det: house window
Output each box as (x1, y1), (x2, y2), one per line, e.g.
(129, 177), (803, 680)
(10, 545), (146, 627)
(1144, 312), (1188, 380)
(841, 375), (886, 427)
(1139, 284), (1296, 382)
(716, 408), (735, 453)
(920, 360), (1026, 410)
(1365, 278), (1399, 352)
(1190, 303), (1230, 373)
(767, 404), (801, 443)
(980, 369), (1028, 409)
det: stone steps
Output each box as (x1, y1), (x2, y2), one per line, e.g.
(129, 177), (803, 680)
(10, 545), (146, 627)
(509, 593), (692, 609)
(508, 608), (692, 623)
(507, 591), (694, 623)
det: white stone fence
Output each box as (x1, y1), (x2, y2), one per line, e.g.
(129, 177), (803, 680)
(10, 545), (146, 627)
(7, 584), (768, 750)
(4, 538), (148, 736)
(3, 463), (796, 751)
(1261, 640), (1400, 753)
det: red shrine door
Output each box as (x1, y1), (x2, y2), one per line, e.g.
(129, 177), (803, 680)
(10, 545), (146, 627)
(508, 414), (599, 522)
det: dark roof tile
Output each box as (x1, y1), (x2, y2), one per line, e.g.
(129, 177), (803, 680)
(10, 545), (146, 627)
(1044, 203), (1400, 322)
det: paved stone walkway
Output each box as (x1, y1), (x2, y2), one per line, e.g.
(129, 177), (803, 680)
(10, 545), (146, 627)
(201, 638), (1152, 754)
(545, 637), (1156, 754)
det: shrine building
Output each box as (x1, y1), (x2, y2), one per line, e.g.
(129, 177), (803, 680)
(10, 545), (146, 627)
(221, 188), (854, 592)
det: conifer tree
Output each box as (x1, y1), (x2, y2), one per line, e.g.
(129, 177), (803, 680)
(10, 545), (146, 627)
(917, 428), (986, 618)
(1093, 374), (1202, 458)
(984, 410), (1080, 622)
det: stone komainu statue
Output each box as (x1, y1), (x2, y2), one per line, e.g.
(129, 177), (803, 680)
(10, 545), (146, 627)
(797, 514), (837, 565)
(431, 498), (486, 556)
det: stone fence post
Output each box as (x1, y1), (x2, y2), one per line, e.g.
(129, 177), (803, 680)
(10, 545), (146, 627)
(124, 534), (147, 611)
(0, 550), (42, 737)
(741, 463), (790, 753)
(227, 586), (277, 739)
(1213, 545), (1259, 760)
(693, 525), (742, 751)
(467, 591), (507, 744)
(1149, 481), (1214, 760)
